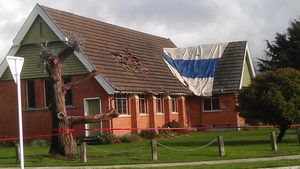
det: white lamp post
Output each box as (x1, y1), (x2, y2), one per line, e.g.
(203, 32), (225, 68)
(6, 56), (25, 169)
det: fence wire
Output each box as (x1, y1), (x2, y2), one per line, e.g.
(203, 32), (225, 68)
(87, 143), (149, 155)
(156, 138), (217, 152)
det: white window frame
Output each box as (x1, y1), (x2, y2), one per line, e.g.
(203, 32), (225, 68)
(171, 96), (178, 113)
(203, 97), (221, 112)
(156, 96), (163, 114)
(115, 95), (128, 115)
(139, 95), (147, 114)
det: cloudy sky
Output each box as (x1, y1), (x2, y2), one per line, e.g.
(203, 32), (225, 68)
(0, 0), (299, 67)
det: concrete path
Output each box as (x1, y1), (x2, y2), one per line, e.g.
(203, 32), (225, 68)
(3, 155), (300, 169)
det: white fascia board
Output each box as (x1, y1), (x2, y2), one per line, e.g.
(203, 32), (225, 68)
(73, 51), (115, 94)
(3, 4), (115, 94)
(0, 59), (8, 77)
(238, 42), (256, 89)
(245, 43), (256, 78)
(0, 46), (20, 77)
(239, 54), (246, 90)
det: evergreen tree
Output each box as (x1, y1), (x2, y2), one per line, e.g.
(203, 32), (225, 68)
(258, 18), (300, 71)
(238, 68), (300, 142)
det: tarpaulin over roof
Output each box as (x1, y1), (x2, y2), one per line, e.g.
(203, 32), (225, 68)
(163, 43), (228, 96)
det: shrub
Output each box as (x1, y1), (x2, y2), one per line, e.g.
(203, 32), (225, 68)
(0, 141), (16, 147)
(96, 131), (117, 144)
(119, 133), (142, 143)
(159, 120), (188, 137)
(28, 139), (49, 147)
(140, 130), (157, 139)
(162, 120), (180, 128)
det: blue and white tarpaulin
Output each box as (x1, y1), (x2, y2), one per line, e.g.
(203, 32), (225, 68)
(163, 43), (228, 96)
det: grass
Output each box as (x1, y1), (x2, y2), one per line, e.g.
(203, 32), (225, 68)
(0, 128), (300, 168)
(141, 159), (300, 169)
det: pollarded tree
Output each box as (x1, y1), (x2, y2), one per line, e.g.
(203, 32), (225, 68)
(40, 33), (118, 157)
(238, 68), (300, 142)
(258, 18), (300, 71)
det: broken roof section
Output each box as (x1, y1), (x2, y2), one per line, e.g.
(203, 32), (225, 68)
(41, 5), (191, 95)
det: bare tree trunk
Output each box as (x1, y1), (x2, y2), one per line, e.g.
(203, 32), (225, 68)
(48, 59), (76, 157)
(41, 34), (119, 157)
(277, 126), (288, 143)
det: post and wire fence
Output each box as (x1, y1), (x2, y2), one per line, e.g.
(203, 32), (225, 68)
(4, 125), (300, 163)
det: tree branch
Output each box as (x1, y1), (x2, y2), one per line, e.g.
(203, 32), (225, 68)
(67, 109), (119, 125)
(58, 46), (76, 61)
(63, 70), (99, 91)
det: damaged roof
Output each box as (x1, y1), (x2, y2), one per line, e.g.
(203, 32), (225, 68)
(42, 5), (191, 94)
(1, 4), (255, 95)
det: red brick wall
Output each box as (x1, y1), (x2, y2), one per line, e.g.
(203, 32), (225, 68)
(187, 96), (202, 126)
(187, 93), (243, 127)
(0, 75), (110, 139)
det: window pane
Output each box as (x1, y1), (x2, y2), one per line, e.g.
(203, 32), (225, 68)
(27, 80), (36, 108)
(212, 98), (220, 110)
(156, 97), (162, 113)
(171, 97), (177, 112)
(203, 98), (211, 111)
(64, 77), (73, 106)
(116, 99), (122, 114)
(44, 79), (51, 107)
(122, 98), (127, 114)
(139, 96), (146, 114)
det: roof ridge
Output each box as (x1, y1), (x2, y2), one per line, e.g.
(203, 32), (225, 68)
(40, 5), (172, 42)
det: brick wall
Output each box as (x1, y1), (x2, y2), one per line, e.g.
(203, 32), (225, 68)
(0, 76), (193, 138)
(187, 93), (244, 127)
(0, 75), (110, 138)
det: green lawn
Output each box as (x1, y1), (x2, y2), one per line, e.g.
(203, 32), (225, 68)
(0, 128), (300, 168)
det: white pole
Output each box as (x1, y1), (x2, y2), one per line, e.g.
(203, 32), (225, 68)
(6, 56), (24, 169)
(16, 65), (24, 169)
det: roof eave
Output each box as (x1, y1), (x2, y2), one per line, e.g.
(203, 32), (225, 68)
(238, 42), (256, 90)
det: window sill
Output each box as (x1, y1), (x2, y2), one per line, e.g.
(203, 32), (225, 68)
(118, 114), (131, 118)
(139, 113), (149, 116)
(172, 112), (179, 114)
(66, 105), (75, 109)
(24, 108), (49, 112)
(203, 110), (221, 113)
(157, 113), (164, 115)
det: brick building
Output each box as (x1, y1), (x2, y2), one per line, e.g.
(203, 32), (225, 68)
(0, 4), (255, 138)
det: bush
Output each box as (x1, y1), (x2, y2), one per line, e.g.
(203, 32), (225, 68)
(163, 120), (180, 128)
(140, 130), (157, 139)
(119, 133), (142, 143)
(96, 131), (117, 144)
(159, 120), (188, 137)
(28, 139), (49, 147)
(0, 141), (16, 147)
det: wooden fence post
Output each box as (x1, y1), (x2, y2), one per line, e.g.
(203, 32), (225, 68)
(297, 128), (300, 146)
(217, 136), (225, 157)
(80, 142), (87, 163)
(15, 143), (20, 163)
(151, 139), (158, 160)
(270, 131), (277, 151)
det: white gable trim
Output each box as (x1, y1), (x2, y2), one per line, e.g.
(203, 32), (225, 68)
(239, 42), (256, 89)
(0, 4), (115, 94)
